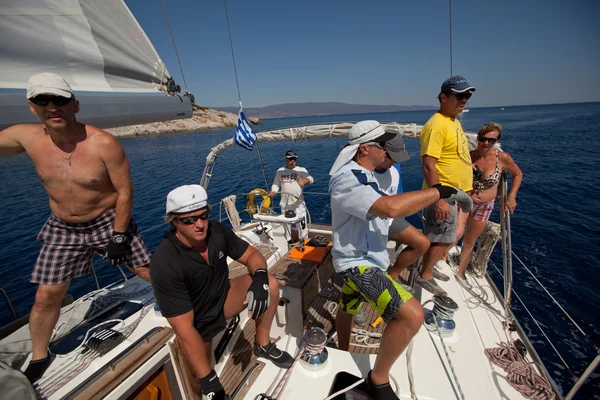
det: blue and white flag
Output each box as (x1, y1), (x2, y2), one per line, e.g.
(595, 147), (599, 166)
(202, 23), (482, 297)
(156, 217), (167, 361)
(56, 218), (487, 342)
(234, 106), (257, 151)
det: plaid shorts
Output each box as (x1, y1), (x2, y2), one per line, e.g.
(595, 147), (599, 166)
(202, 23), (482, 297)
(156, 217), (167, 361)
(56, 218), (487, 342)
(338, 265), (413, 324)
(471, 199), (495, 222)
(32, 208), (151, 285)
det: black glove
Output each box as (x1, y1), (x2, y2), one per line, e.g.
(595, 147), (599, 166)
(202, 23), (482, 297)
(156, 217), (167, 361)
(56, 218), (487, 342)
(245, 269), (270, 320)
(433, 184), (457, 199)
(198, 370), (229, 400)
(104, 231), (129, 266)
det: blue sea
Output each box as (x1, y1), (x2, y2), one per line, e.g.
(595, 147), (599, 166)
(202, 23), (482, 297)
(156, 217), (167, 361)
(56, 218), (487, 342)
(1, 103), (598, 398)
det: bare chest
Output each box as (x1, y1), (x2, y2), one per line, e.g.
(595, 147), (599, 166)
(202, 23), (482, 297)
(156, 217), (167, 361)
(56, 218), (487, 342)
(29, 143), (109, 189)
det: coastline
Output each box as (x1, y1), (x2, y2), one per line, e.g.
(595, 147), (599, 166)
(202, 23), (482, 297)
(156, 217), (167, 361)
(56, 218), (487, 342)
(106, 105), (262, 137)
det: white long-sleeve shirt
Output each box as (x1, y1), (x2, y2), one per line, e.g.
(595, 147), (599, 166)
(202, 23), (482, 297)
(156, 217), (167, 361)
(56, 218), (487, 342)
(270, 166), (314, 208)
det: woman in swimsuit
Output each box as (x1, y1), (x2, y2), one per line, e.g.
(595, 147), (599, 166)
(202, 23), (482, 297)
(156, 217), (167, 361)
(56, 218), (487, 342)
(456, 122), (523, 289)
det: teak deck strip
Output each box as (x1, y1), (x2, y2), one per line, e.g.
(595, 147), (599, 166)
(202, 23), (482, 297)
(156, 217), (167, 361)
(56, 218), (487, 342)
(220, 319), (261, 397)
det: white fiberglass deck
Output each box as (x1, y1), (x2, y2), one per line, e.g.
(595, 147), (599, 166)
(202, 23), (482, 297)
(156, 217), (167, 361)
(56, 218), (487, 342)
(241, 255), (535, 400)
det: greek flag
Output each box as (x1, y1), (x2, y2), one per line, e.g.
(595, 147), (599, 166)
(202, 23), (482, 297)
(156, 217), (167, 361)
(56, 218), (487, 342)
(234, 106), (257, 151)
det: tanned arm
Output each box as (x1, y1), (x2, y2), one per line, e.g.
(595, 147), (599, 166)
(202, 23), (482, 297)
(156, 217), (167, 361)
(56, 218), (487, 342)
(501, 152), (523, 213)
(0, 125), (27, 156)
(236, 245), (268, 276)
(369, 188), (441, 219)
(422, 154), (450, 219)
(167, 311), (212, 379)
(98, 130), (132, 232)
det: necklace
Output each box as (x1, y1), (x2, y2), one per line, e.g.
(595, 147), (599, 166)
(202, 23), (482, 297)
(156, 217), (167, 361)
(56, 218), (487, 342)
(47, 128), (79, 166)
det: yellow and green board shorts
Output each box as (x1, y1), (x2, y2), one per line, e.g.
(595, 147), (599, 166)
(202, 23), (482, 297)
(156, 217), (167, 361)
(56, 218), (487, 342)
(338, 265), (412, 324)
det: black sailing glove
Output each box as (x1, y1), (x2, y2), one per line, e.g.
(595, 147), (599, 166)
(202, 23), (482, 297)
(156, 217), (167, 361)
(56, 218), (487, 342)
(104, 232), (129, 266)
(433, 184), (473, 212)
(245, 269), (270, 320)
(198, 370), (229, 400)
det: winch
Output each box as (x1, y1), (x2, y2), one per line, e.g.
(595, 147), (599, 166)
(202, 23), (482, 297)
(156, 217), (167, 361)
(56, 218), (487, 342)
(299, 327), (329, 371)
(424, 295), (459, 338)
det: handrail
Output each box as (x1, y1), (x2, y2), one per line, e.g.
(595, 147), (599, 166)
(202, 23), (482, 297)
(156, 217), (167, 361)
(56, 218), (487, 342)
(498, 170), (514, 317)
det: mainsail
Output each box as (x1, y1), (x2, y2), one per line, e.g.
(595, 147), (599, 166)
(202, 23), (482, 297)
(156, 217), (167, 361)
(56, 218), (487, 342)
(0, 0), (192, 130)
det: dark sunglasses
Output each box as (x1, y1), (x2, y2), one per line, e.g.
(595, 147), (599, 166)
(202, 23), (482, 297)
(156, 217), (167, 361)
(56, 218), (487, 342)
(177, 211), (210, 225)
(29, 95), (73, 107)
(365, 141), (387, 149)
(446, 92), (472, 101)
(478, 136), (498, 144)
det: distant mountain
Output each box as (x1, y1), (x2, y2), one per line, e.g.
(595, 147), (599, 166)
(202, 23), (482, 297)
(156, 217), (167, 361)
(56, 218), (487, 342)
(213, 102), (436, 119)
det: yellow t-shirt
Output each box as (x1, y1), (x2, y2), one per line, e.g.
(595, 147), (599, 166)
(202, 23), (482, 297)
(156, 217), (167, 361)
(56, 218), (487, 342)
(420, 112), (472, 191)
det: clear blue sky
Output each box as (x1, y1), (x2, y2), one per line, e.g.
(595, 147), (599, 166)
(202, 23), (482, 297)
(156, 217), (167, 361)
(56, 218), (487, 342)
(127, 0), (600, 108)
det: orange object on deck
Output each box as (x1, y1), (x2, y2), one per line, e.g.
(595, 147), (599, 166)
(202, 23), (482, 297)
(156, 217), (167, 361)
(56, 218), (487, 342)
(288, 240), (332, 264)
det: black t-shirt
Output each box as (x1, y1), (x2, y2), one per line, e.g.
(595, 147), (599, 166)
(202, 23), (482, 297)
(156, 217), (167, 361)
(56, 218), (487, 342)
(150, 221), (249, 339)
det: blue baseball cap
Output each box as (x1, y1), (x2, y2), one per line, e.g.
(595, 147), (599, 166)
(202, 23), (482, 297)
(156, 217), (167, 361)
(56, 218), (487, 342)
(441, 75), (476, 93)
(285, 150), (298, 159)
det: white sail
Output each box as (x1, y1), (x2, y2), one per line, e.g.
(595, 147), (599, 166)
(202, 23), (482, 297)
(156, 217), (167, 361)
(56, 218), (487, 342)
(0, 0), (192, 129)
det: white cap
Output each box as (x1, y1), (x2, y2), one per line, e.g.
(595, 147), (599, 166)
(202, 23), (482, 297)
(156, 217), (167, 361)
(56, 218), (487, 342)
(166, 185), (208, 214)
(26, 73), (74, 99)
(329, 120), (397, 175)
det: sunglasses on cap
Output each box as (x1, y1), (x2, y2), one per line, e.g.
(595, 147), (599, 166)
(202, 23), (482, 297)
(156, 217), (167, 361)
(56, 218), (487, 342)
(365, 141), (387, 149)
(446, 91), (472, 101)
(29, 95), (73, 107)
(177, 211), (210, 225)
(478, 136), (498, 144)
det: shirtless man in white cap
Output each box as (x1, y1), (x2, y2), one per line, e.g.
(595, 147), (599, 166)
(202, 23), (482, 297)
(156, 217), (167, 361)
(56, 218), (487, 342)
(0, 73), (151, 382)
(329, 120), (472, 400)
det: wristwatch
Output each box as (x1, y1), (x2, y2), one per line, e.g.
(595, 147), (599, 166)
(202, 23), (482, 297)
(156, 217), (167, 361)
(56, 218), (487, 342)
(112, 232), (128, 244)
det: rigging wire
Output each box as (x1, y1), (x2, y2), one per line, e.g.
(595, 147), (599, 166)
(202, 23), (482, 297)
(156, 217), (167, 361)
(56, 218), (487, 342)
(449, 0), (453, 76)
(161, 0), (189, 92)
(223, 0), (269, 190)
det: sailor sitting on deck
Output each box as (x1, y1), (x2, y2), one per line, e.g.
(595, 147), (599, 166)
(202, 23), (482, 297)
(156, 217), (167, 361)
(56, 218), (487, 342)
(150, 185), (293, 400)
(329, 120), (472, 400)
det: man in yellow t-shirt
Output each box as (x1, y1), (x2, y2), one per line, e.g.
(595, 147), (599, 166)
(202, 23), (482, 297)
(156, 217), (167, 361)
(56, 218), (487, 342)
(417, 75), (475, 296)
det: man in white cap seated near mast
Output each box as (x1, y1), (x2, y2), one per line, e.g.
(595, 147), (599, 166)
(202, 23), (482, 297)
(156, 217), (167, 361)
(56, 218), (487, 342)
(150, 184), (293, 400)
(328, 120), (472, 400)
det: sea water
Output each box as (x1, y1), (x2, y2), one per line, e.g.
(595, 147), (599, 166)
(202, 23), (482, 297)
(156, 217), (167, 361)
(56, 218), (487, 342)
(1, 102), (598, 397)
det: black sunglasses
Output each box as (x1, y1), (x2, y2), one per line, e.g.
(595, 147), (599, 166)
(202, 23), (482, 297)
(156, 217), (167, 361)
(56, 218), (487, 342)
(365, 141), (387, 149)
(29, 95), (73, 107)
(446, 92), (472, 101)
(478, 136), (498, 144)
(177, 211), (210, 225)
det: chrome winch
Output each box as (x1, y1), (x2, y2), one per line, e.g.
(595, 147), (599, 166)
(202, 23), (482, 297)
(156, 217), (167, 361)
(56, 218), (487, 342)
(424, 295), (459, 338)
(299, 327), (329, 371)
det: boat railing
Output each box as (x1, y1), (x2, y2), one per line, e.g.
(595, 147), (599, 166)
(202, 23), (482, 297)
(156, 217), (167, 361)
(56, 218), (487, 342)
(494, 171), (599, 399)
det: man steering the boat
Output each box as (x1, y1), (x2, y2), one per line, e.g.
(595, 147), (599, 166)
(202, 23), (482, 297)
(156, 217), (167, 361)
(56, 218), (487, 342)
(328, 120), (472, 400)
(150, 184), (294, 400)
(0, 73), (152, 383)
(268, 149), (313, 244)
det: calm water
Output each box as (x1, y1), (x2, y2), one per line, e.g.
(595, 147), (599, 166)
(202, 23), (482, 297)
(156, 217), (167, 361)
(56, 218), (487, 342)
(1, 103), (599, 397)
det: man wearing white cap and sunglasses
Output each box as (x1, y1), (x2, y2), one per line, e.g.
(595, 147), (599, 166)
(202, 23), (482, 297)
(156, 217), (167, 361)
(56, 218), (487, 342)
(329, 120), (472, 400)
(150, 185), (293, 400)
(0, 72), (152, 383)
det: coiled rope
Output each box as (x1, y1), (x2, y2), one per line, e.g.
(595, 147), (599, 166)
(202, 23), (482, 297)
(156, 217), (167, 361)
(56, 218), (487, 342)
(485, 341), (556, 399)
